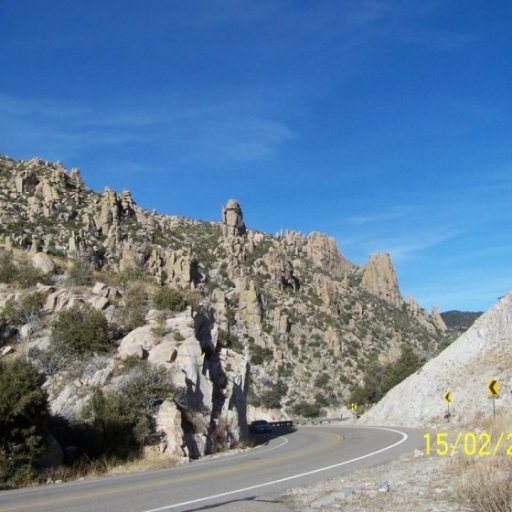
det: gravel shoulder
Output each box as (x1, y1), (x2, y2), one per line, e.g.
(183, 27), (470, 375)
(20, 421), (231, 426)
(280, 450), (466, 512)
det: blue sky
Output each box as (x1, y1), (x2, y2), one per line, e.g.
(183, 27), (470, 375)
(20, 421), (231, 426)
(1, 1), (511, 312)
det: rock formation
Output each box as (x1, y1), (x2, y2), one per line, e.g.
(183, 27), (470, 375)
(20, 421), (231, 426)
(362, 253), (402, 307)
(222, 199), (246, 238)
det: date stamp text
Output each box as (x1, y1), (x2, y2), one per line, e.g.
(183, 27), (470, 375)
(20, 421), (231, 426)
(424, 432), (512, 457)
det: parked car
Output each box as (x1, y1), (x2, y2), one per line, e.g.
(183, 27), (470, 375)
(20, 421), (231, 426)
(249, 420), (273, 434)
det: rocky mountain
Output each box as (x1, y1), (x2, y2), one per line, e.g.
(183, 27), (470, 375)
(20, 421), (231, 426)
(360, 291), (512, 427)
(0, 154), (450, 466)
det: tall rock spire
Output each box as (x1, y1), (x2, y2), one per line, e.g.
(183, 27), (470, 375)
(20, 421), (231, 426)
(222, 199), (246, 238)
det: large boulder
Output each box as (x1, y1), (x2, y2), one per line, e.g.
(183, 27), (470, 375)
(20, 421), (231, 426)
(31, 252), (55, 275)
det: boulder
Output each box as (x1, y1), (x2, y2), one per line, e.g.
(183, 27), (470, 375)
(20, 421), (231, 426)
(31, 252), (55, 275)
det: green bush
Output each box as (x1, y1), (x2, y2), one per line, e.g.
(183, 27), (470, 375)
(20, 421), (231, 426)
(2, 291), (46, 326)
(78, 389), (147, 459)
(314, 372), (330, 388)
(292, 401), (320, 418)
(250, 345), (273, 365)
(261, 379), (288, 409)
(0, 251), (17, 284)
(119, 283), (147, 331)
(217, 329), (243, 353)
(152, 286), (186, 312)
(0, 252), (48, 288)
(51, 304), (113, 357)
(0, 359), (48, 485)
(78, 363), (173, 459)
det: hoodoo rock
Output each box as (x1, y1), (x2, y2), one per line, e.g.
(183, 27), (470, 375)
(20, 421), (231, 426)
(222, 200), (246, 238)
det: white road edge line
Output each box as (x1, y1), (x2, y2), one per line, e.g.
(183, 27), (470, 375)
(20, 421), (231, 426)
(142, 426), (408, 512)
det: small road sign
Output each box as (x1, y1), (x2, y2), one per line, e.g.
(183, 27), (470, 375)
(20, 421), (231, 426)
(351, 403), (358, 411)
(488, 379), (500, 397)
(444, 392), (453, 403)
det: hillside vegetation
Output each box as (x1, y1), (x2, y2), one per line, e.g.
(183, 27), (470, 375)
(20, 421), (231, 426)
(0, 155), (452, 486)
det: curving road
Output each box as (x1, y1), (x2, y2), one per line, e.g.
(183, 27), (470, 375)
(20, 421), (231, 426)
(0, 425), (423, 512)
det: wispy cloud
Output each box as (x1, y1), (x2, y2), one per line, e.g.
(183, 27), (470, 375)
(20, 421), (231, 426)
(347, 206), (411, 225)
(341, 227), (460, 262)
(0, 92), (293, 165)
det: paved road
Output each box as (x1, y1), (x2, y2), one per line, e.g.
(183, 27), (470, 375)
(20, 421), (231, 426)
(0, 425), (423, 512)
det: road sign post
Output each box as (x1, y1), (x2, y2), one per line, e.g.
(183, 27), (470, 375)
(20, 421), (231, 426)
(444, 392), (453, 420)
(487, 380), (500, 420)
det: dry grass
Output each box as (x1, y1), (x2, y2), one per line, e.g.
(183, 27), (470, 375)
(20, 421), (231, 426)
(453, 410), (512, 512)
(41, 454), (182, 484)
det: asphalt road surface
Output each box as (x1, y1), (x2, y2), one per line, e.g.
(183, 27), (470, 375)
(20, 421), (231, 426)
(0, 425), (424, 512)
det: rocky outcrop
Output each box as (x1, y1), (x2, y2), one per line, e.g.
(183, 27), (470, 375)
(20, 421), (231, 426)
(146, 247), (200, 287)
(431, 306), (447, 332)
(237, 279), (263, 337)
(305, 232), (352, 278)
(362, 253), (402, 307)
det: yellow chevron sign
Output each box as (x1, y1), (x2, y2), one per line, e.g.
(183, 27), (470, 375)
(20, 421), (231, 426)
(444, 392), (453, 403)
(351, 403), (358, 411)
(487, 379), (499, 397)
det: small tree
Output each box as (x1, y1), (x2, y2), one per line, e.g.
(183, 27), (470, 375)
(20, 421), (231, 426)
(0, 359), (48, 485)
(51, 304), (113, 357)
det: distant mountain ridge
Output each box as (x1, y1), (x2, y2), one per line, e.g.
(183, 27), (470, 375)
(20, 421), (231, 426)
(440, 310), (482, 333)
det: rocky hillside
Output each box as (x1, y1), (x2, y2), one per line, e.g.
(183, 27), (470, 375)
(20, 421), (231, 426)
(0, 155), (450, 467)
(360, 291), (512, 427)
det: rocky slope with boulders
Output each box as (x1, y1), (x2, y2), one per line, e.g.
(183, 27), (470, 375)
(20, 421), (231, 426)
(0, 154), (451, 468)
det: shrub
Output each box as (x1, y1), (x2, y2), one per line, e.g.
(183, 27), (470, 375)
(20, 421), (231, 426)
(51, 304), (113, 357)
(250, 345), (273, 365)
(68, 259), (92, 286)
(78, 363), (173, 459)
(0, 252), (48, 288)
(0, 359), (48, 485)
(314, 372), (330, 388)
(119, 283), (147, 331)
(217, 329), (243, 353)
(2, 291), (46, 326)
(152, 286), (186, 312)
(78, 389), (148, 459)
(292, 401), (320, 418)
(0, 251), (17, 284)
(261, 379), (288, 409)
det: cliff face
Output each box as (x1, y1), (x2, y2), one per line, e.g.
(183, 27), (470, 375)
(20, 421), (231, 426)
(0, 155), (450, 458)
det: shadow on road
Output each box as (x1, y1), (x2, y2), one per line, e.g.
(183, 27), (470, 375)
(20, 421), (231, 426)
(182, 495), (291, 511)
(250, 424), (297, 448)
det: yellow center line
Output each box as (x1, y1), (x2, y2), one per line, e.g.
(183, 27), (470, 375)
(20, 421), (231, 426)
(0, 432), (344, 512)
